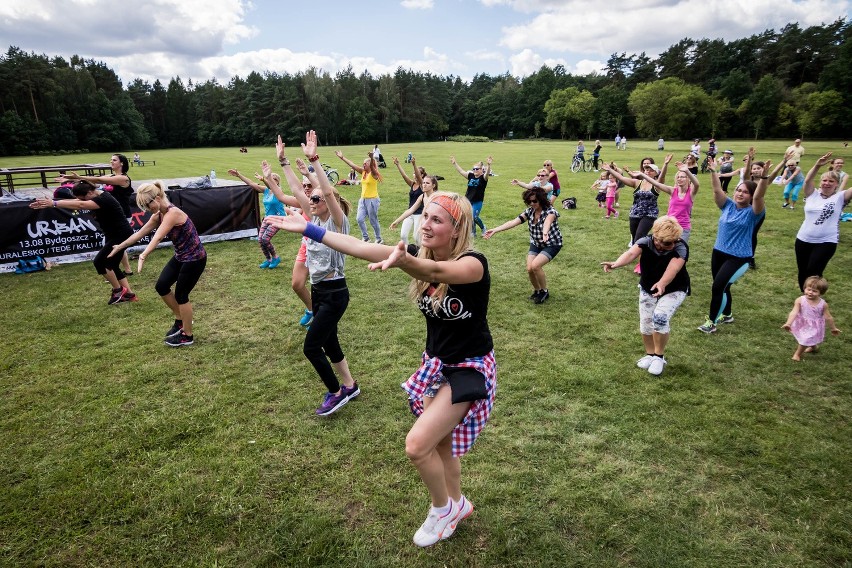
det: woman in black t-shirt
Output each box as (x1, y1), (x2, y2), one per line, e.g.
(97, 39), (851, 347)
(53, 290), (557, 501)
(58, 154), (135, 274)
(30, 181), (138, 305)
(266, 190), (495, 548)
(601, 216), (690, 377)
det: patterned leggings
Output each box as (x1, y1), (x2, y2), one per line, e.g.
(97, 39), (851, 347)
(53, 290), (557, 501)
(258, 218), (280, 259)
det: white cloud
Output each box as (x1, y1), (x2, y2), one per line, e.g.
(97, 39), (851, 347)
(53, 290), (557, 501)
(508, 49), (567, 77)
(572, 59), (605, 76)
(498, 0), (850, 59)
(401, 0), (434, 8)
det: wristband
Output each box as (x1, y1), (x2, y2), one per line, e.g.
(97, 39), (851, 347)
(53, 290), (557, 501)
(53, 200), (57, 208)
(760, 176), (769, 179)
(308, 154), (319, 162)
(303, 222), (326, 243)
(279, 158), (290, 166)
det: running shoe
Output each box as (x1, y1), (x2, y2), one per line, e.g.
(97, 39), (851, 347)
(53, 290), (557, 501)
(341, 382), (361, 401)
(108, 286), (127, 305)
(719, 314), (735, 324)
(268, 257), (282, 269)
(165, 331), (194, 347)
(446, 496), (474, 536)
(648, 357), (667, 376)
(118, 291), (138, 303)
(636, 355), (655, 369)
(315, 390), (349, 416)
(413, 500), (459, 547)
(697, 319), (717, 334)
(259, 260), (271, 269)
(165, 321), (183, 339)
(535, 289), (549, 304)
(299, 309), (314, 327)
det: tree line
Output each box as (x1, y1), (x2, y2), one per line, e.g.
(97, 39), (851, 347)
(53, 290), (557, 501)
(1, 19), (849, 156)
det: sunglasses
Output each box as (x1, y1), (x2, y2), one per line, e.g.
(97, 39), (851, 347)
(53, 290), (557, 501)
(143, 196), (157, 208)
(537, 173), (547, 177)
(655, 238), (675, 246)
(472, 167), (481, 171)
(309, 195), (325, 203)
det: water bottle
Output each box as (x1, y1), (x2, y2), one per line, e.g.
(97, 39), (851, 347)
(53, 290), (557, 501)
(210, 170), (216, 184)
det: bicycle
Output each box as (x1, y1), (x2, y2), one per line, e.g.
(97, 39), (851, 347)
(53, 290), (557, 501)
(321, 163), (339, 184)
(570, 153), (593, 173)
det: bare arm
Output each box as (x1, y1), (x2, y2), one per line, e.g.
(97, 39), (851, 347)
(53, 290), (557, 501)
(650, 257), (685, 297)
(824, 303), (841, 335)
(637, 173), (674, 195)
(412, 156), (423, 187)
(657, 153), (673, 185)
(802, 153), (832, 198)
(227, 169), (265, 192)
(751, 160), (772, 215)
(391, 194), (425, 228)
(450, 156), (468, 177)
(58, 172), (130, 187)
(782, 297), (802, 330)
(336, 151), (363, 173)
(601, 244), (642, 272)
(706, 157), (728, 209)
(393, 156), (415, 187)
(483, 156), (493, 177)
(30, 197), (100, 211)
(681, 165), (700, 196)
(483, 215), (524, 239)
(109, 215), (161, 255)
(304, 131), (345, 228)
(602, 163), (639, 188)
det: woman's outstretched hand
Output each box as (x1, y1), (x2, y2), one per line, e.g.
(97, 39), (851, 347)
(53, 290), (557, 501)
(368, 241), (407, 271)
(264, 214), (307, 234)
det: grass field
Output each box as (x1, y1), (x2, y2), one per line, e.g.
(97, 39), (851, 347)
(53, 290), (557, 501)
(1, 139), (850, 567)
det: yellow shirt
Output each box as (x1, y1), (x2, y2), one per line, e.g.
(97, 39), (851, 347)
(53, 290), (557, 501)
(361, 172), (379, 199)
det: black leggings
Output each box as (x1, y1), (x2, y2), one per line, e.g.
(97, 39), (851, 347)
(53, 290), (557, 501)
(304, 279), (349, 393)
(794, 239), (837, 291)
(629, 216), (656, 245)
(709, 249), (751, 322)
(156, 256), (207, 304)
(93, 241), (125, 281)
(751, 214), (764, 263)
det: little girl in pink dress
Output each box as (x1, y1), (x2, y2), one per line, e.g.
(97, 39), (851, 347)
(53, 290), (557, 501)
(782, 276), (841, 361)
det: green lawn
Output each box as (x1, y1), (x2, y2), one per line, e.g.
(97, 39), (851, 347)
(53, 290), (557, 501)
(1, 139), (850, 567)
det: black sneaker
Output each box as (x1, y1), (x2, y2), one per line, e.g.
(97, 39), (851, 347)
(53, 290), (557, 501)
(165, 321), (183, 338)
(529, 290), (539, 301)
(535, 290), (550, 304)
(108, 286), (127, 305)
(165, 331), (194, 347)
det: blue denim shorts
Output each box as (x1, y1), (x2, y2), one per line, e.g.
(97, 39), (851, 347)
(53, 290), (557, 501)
(528, 243), (562, 260)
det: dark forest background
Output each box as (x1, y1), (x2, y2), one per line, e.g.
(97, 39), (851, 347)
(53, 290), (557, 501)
(1, 19), (849, 156)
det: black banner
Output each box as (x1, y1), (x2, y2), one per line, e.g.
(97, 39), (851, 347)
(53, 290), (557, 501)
(0, 185), (259, 272)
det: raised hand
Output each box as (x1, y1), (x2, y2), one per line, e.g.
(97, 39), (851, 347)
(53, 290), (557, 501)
(295, 159), (309, 176)
(261, 160), (273, 178)
(450, 156), (457, 165)
(276, 135), (287, 162)
(301, 130), (318, 157)
(664, 153), (673, 164)
(392, 156), (400, 166)
(816, 152), (833, 167)
(227, 168), (239, 177)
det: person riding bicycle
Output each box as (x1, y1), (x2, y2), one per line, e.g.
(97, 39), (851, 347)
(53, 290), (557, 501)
(707, 139), (718, 158)
(576, 140), (586, 162)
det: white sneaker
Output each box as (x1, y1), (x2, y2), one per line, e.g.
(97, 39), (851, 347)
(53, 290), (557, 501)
(648, 357), (667, 376)
(636, 355), (655, 369)
(413, 500), (458, 547)
(446, 496), (474, 537)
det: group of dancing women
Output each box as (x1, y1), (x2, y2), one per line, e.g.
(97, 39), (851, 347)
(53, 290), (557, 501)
(29, 135), (848, 546)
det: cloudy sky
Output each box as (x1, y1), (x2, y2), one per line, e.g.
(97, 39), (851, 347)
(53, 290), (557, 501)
(1, 0), (848, 86)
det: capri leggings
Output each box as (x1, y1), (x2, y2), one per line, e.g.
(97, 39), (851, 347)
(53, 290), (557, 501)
(258, 218), (280, 259)
(639, 289), (687, 335)
(709, 249), (750, 322)
(304, 278), (349, 393)
(794, 239), (837, 292)
(93, 241), (126, 280)
(400, 213), (423, 245)
(155, 256), (207, 305)
(629, 216), (656, 245)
